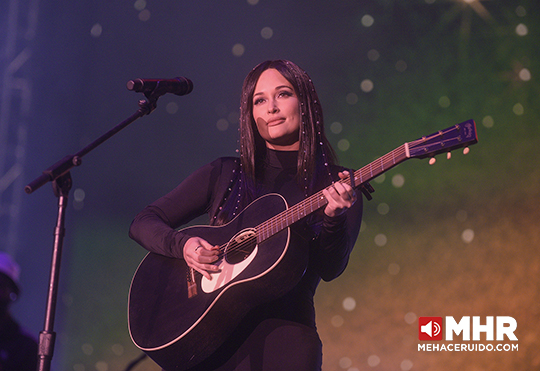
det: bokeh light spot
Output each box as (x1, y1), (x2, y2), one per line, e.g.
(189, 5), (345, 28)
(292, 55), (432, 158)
(392, 174), (405, 188)
(261, 27), (273, 39)
(519, 68), (531, 81)
(482, 115), (494, 128)
(367, 49), (380, 62)
(361, 15), (374, 27)
(516, 23), (528, 36)
(375, 233), (387, 246)
(513, 103), (524, 115)
(331, 315), (344, 327)
(374, 174), (385, 184)
(401, 359), (413, 371)
(216, 118), (229, 131)
(166, 102), (178, 114)
(439, 96), (451, 108)
(388, 262), (400, 275)
(515, 6), (526, 17)
(74, 188), (85, 202)
(134, 0), (146, 11)
(360, 79), (374, 93)
(330, 121), (343, 134)
(367, 355), (381, 367)
(404, 312), (417, 324)
(461, 229), (475, 243)
(82, 343), (93, 355)
(95, 362), (108, 371)
(377, 202), (389, 215)
(396, 60), (407, 72)
(138, 9), (151, 22)
(232, 43), (245, 57)
(343, 297), (356, 311)
(338, 139), (350, 152)
(111, 343), (124, 356)
(90, 23), (102, 38)
(247, 0), (259, 5)
(339, 357), (353, 369)
(346, 93), (358, 105)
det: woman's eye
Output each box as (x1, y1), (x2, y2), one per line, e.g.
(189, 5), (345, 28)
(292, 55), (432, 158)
(278, 91), (292, 98)
(253, 98), (264, 105)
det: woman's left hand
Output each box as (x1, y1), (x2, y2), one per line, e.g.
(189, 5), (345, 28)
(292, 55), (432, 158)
(322, 171), (357, 218)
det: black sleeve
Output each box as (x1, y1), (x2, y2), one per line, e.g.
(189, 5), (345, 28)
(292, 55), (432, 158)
(310, 189), (364, 282)
(128, 157), (234, 258)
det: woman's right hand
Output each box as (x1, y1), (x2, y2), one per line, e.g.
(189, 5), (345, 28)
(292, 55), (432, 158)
(183, 236), (220, 279)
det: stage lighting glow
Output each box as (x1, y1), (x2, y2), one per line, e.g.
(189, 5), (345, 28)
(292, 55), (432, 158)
(482, 116), (494, 128)
(216, 118), (229, 132)
(516, 24), (528, 36)
(388, 263), (400, 275)
(377, 203), (389, 215)
(330, 121), (342, 134)
(367, 49), (380, 62)
(232, 43), (245, 57)
(360, 79), (373, 93)
(337, 138), (350, 152)
(438, 96), (451, 108)
(461, 228), (475, 243)
(392, 174), (405, 188)
(346, 93), (358, 105)
(260, 27), (273, 39)
(342, 297), (356, 311)
(90, 23), (102, 38)
(361, 15), (374, 28)
(375, 233), (387, 247)
(519, 68), (531, 81)
(513, 103), (524, 116)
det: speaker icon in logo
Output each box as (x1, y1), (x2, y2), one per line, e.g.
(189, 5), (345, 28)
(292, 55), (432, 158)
(419, 317), (443, 340)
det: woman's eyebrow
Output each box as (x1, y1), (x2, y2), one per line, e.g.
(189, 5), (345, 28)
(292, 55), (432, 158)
(253, 85), (293, 98)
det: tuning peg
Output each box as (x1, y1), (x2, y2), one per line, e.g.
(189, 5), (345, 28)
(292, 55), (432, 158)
(429, 157), (436, 165)
(447, 152), (452, 160)
(463, 147), (470, 155)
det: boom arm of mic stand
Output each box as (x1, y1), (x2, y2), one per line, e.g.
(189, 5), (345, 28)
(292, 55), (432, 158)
(25, 97), (157, 194)
(26, 94), (161, 371)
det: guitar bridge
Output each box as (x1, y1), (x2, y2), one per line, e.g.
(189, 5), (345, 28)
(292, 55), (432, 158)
(187, 267), (198, 298)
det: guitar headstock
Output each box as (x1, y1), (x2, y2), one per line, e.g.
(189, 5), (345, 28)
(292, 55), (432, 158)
(407, 119), (478, 160)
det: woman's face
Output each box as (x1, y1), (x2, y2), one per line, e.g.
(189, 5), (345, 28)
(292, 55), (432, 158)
(252, 68), (301, 150)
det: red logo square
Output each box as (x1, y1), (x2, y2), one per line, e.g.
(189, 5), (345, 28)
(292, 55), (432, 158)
(419, 317), (443, 340)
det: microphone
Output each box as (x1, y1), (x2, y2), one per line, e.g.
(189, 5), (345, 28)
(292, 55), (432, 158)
(126, 77), (193, 96)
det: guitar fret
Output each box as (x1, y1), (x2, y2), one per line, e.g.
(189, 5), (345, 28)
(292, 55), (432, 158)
(257, 144), (411, 245)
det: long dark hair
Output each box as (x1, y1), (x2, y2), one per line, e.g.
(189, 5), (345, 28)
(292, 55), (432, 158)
(213, 60), (337, 225)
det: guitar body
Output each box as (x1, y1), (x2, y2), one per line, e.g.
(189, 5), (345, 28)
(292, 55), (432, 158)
(128, 193), (309, 371)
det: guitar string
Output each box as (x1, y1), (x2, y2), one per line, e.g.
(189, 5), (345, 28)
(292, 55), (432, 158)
(214, 128), (465, 260)
(195, 127), (468, 276)
(218, 144), (409, 259)
(214, 126), (469, 258)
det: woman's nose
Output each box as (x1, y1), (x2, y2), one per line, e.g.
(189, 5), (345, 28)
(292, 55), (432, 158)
(267, 100), (279, 113)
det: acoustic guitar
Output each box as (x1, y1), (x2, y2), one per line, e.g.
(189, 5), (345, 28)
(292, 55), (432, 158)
(128, 119), (478, 370)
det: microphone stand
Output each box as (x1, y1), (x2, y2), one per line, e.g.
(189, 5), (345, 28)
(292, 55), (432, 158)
(25, 89), (165, 371)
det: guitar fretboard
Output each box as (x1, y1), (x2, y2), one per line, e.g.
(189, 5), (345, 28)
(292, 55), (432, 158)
(256, 143), (409, 242)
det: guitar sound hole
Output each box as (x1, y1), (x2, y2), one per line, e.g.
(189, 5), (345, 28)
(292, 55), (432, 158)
(225, 228), (257, 265)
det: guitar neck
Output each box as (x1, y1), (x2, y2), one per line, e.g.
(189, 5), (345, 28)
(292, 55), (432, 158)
(257, 143), (410, 243)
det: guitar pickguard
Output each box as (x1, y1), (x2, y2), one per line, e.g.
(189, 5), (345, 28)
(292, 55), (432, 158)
(201, 245), (258, 293)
